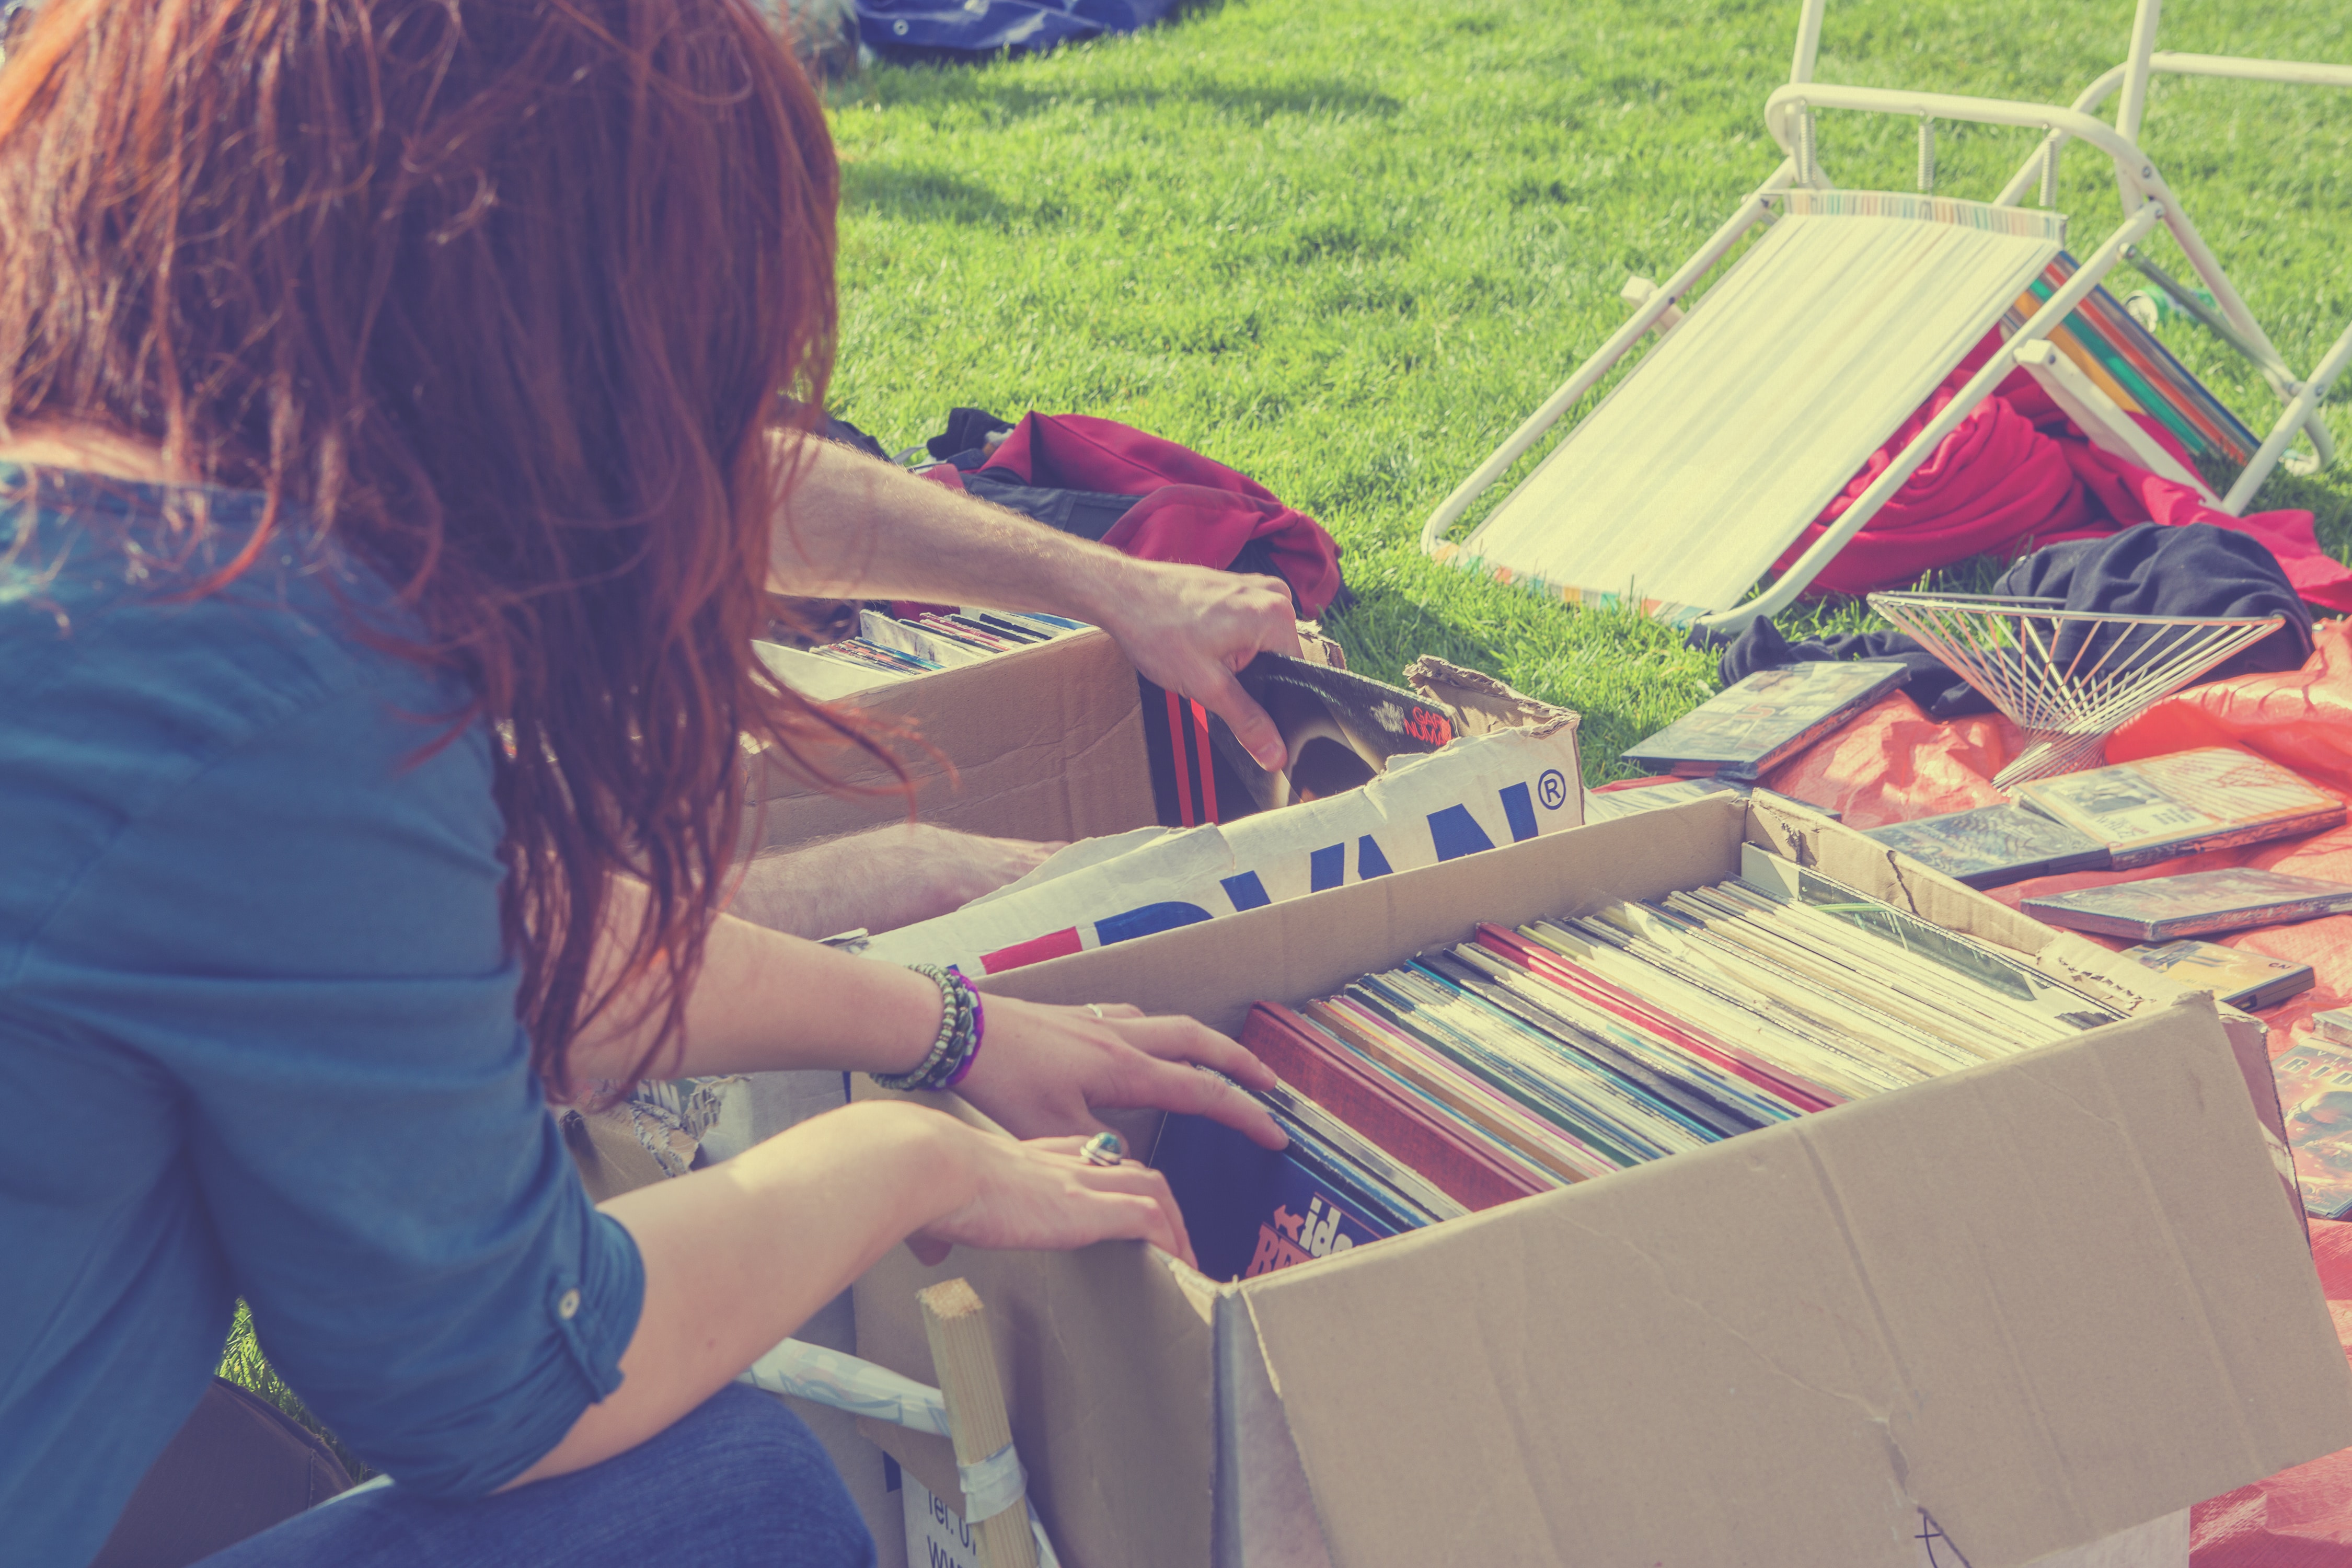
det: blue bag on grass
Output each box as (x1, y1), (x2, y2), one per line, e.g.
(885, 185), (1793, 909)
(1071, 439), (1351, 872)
(856, 0), (1178, 57)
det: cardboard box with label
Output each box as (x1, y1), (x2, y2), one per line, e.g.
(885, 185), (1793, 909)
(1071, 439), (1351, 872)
(846, 797), (2352, 1568)
(753, 629), (1585, 972)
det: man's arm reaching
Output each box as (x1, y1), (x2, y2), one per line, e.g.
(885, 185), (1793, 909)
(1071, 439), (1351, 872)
(727, 821), (1062, 941)
(768, 435), (1304, 770)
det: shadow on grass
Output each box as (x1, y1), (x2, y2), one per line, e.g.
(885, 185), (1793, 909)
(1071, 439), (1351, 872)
(1320, 589), (1508, 688)
(842, 62), (1402, 127)
(839, 163), (1013, 226)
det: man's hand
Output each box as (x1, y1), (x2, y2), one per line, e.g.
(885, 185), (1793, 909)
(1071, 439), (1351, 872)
(1092, 559), (1302, 772)
(730, 822), (1063, 941)
(768, 441), (1307, 771)
(953, 997), (1288, 1151)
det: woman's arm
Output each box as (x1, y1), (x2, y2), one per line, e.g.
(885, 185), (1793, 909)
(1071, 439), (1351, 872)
(505, 1100), (1191, 1487)
(569, 883), (1286, 1147)
(769, 436), (1304, 771)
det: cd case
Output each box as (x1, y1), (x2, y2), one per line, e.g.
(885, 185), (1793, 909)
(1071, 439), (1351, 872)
(2117, 939), (2316, 1011)
(2023, 867), (2352, 941)
(1619, 661), (1908, 784)
(2013, 748), (2345, 869)
(1866, 803), (2111, 890)
(2273, 1034), (2352, 1221)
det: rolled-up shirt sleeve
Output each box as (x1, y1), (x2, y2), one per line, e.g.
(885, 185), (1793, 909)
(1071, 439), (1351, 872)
(18, 684), (642, 1497)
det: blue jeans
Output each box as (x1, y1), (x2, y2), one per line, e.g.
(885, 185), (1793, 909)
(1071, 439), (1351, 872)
(195, 1386), (875, 1567)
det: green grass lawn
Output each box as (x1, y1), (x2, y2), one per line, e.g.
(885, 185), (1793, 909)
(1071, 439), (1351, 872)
(821, 0), (2352, 779)
(219, 0), (2352, 1461)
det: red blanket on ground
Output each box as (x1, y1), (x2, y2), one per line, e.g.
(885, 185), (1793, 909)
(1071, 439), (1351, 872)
(1771, 336), (2352, 612)
(1765, 621), (2352, 1562)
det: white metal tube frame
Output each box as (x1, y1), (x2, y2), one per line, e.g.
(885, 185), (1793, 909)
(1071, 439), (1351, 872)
(1991, 51), (2348, 475)
(1694, 198), (2167, 634)
(2222, 318), (2352, 513)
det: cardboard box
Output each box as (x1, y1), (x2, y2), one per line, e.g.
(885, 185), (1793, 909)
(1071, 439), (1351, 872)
(753, 629), (1572, 838)
(847, 797), (2352, 1568)
(754, 629), (1584, 973)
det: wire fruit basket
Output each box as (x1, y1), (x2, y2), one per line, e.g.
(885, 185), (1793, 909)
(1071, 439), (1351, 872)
(1865, 591), (2284, 790)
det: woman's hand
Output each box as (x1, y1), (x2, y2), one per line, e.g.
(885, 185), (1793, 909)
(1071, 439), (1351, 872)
(909, 1130), (1194, 1270)
(952, 997), (1288, 1150)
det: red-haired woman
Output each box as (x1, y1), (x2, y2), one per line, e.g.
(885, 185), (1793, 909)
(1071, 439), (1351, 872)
(0, 3), (1301, 1563)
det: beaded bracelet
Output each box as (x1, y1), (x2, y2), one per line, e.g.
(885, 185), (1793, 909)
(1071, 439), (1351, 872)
(870, 964), (987, 1093)
(941, 970), (987, 1088)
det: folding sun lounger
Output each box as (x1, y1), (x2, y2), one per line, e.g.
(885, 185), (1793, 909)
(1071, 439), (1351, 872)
(1421, 0), (2351, 636)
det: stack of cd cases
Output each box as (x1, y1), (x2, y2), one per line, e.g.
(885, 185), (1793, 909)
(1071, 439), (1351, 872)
(1152, 850), (2122, 1281)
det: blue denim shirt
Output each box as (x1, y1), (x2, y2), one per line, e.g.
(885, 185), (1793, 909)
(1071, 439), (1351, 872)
(0, 467), (643, 1566)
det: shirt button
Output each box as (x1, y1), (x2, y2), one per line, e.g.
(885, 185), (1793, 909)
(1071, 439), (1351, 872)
(557, 1289), (581, 1320)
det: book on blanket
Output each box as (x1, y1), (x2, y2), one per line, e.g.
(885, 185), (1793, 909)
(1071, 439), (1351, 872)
(1152, 849), (2123, 1282)
(2022, 867), (2352, 941)
(1617, 661), (1908, 784)
(2273, 1034), (2352, 1221)
(2010, 748), (2345, 869)
(2117, 939), (2315, 1012)
(1864, 802), (2110, 889)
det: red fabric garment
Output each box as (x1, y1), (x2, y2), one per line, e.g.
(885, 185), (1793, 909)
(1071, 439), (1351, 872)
(1757, 622), (2352, 1560)
(1769, 333), (2352, 609)
(923, 412), (1346, 616)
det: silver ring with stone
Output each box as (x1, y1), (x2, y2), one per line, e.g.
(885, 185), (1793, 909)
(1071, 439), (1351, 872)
(1082, 1131), (1125, 1167)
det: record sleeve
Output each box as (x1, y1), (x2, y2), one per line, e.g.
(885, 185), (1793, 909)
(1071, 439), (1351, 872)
(1740, 848), (2123, 1032)
(2117, 939), (2316, 1011)
(1301, 997), (1616, 1183)
(2272, 1035), (2352, 1221)
(1208, 653), (1460, 813)
(1149, 1109), (1411, 1282)
(1865, 803), (2110, 890)
(1471, 923), (1838, 1113)
(1618, 661), (1908, 783)
(1236, 1002), (1553, 1211)
(2013, 748), (2345, 868)
(2022, 867), (2352, 941)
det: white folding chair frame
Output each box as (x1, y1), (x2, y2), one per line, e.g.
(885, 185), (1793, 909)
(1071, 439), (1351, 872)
(1987, 3), (2351, 503)
(1421, 0), (2349, 634)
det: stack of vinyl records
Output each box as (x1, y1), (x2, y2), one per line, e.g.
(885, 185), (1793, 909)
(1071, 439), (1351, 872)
(801, 606), (1086, 679)
(1152, 851), (2121, 1282)
(753, 606), (1087, 699)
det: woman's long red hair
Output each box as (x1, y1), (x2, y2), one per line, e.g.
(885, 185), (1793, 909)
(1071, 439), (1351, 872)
(0, 0), (877, 1097)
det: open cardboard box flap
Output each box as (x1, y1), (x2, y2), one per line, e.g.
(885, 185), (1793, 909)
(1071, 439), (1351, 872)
(851, 798), (2352, 1567)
